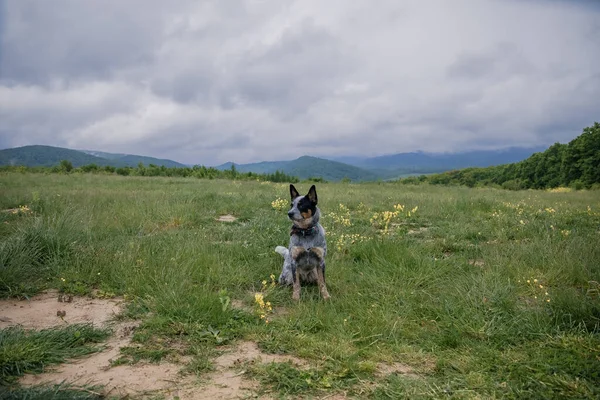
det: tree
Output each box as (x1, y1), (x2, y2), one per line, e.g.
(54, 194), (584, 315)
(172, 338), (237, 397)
(80, 163), (99, 173)
(59, 159), (73, 173)
(137, 162), (146, 176)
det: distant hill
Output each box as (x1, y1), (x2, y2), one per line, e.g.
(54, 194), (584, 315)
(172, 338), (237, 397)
(285, 156), (379, 181)
(217, 156), (379, 182)
(0, 145), (186, 168)
(80, 150), (187, 168)
(217, 160), (290, 175)
(215, 147), (546, 182)
(332, 147), (546, 172)
(0, 145), (116, 167)
(80, 150), (127, 160)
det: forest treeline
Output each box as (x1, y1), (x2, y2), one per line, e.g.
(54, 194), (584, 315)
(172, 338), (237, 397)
(399, 122), (600, 190)
(0, 162), (301, 183)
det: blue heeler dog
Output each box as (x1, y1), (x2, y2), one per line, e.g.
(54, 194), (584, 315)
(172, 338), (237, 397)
(275, 184), (330, 301)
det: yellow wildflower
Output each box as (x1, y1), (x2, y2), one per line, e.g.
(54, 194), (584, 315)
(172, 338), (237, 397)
(271, 198), (288, 211)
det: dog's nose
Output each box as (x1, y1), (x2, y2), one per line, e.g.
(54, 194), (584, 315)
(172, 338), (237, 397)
(287, 211), (294, 219)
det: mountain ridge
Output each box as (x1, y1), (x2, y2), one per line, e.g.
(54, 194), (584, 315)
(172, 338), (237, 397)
(1, 144), (544, 181)
(330, 147), (547, 171)
(0, 145), (187, 168)
(216, 148), (545, 181)
(216, 156), (379, 181)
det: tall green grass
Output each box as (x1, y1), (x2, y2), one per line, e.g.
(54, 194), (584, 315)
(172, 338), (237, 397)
(0, 384), (104, 400)
(0, 212), (81, 298)
(0, 172), (598, 398)
(0, 324), (110, 384)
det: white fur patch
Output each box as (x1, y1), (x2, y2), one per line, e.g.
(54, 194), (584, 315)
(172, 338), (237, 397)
(275, 246), (289, 257)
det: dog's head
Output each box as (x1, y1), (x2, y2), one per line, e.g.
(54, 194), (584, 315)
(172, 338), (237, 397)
(288, 184), (319, 228)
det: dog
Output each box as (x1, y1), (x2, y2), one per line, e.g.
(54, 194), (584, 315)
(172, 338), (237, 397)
(275, 184), (330, 301)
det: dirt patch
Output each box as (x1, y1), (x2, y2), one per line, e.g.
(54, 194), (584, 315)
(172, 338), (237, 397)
(22, 335), (287, 399)
(377, 362), (419, 379)
(468, 259), (485, 267)
(5, 292), (307, 398)
(2, 291), (189, 397)
(217, 214), (237, 222)
(230, 299), (251, 313)
(143, 217), (184, 235)
(214, 340), (307, 368)
(18, 321), (191, 398)
(271, 305), (289, 317)
(407, 227), (429, 235)
(174, 341), (306, 399)
(0, 290), (122, 329)
(3, 291), (308, 398)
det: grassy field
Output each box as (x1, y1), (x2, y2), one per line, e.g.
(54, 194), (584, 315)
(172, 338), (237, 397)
(1, 172), (599, 399)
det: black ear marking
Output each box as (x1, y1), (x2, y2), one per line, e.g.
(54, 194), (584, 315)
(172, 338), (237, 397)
(307, 185), (318, 204)
(290, 184), (300, 200)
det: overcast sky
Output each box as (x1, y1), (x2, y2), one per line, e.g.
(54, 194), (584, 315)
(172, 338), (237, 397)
(1, 0), (599, 165)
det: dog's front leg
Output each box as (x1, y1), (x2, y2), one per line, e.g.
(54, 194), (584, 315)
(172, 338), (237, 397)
(317, 261), (330, 300)
(292, 267), (301, 301)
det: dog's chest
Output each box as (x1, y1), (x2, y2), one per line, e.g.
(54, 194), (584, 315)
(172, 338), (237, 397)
(289, 225), (326, 250)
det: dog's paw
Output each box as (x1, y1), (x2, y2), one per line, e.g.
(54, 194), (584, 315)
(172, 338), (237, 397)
(310, 247), (325, 259)
(291, 246), (306, 259)
(292, 292), (300, 301)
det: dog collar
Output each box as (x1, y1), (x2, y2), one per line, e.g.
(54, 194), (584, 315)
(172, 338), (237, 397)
(290, 225), (318, 237)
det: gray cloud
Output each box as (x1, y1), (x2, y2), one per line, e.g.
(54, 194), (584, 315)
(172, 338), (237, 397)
(1, 0), (599, 165)
(447, 43), (535, 81)
(0, 1), (166, 84)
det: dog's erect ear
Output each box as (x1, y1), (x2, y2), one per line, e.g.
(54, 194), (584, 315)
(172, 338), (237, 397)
(307, 185), (318, 204)
(290, 184), (300, 200)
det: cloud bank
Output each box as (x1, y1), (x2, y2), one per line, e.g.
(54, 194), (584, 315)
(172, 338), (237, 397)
(1, 0), (599, 165)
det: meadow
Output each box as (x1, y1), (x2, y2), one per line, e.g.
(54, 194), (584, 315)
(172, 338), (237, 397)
(1, 172), (599, 399)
